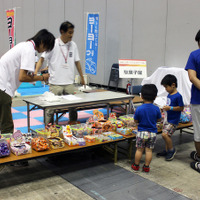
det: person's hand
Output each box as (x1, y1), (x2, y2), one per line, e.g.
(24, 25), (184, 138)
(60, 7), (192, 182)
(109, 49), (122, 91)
(42, 73), (50, 82)
(163, 105), (171, 111)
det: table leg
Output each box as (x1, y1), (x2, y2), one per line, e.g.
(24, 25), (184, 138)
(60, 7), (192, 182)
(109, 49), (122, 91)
(27, 103), (30, 132)
(44, 108), (46, 126)
(128, 139), (133, 162)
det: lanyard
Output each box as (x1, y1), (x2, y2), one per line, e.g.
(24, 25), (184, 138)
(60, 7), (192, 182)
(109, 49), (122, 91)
(30, 40), (35, 49)
(59, 39), (70, 63)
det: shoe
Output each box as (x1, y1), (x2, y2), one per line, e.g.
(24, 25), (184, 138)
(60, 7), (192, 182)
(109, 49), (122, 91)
(190, 161), (200, 173)
(131, 163), (140, 171)
(190, 151), (200, 162)
(142, 165), (150, 172)
(156, 150), (167, 157)
(165, 148), (176, 161)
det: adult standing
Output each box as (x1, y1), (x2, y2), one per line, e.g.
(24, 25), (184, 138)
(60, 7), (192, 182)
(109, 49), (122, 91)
(0, 29), (55, 134)
(185, 29), (200, 173)
(35, 21), (85, 124)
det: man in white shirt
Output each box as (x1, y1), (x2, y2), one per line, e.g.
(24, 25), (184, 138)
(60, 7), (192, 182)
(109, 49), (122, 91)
(0, 29), (55, 133)
(35, 21), (85, 124)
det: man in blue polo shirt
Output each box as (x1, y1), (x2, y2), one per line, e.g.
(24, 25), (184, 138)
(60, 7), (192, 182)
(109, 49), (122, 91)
(185, 29), (200, 173)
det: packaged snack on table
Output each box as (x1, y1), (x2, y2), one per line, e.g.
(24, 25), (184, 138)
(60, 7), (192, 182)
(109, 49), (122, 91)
(64, 136), (79, 146)
(108, 113), (117, 123)
(55, 125), (62, 136)
(62, 125), (73, 137)
(0, 138), (10, 157)
(36, 125), (59, 138)
(35, 128), (51, 138)
(116, 127), (133, 136)
(93, 134), (111, 142)
(10, 130), (32, 156)
(101, 120), (112, 132)
(71, 123), (93, 137)
(108, 133), (123, 140)
(11, 143), (32, 156)
(48, 137), (65, 149)
(92, 127), (102, 135)
(84, 135), (96, 143)
(75, 137), (86, 146)
(22, 133), (33, 145)
(0, 133), (12, 145)
(32, 137), (49, 152)
(102, 131), (115, 136)
(118, 114), (136, 127)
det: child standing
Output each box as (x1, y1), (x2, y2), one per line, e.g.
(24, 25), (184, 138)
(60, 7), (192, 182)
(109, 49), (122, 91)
(157, 74), (184, 161)
(131, 84), (161, 172)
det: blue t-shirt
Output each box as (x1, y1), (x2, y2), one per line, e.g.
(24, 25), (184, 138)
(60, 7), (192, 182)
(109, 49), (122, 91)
(166, 92), (184, 125)
(185, 49), (200, 104)
(134, 103), (161, 133)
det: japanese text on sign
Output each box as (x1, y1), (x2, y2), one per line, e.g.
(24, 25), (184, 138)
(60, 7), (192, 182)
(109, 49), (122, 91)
(119, 59), (147, 78)
(6, 9), (15, 49)
(85, 13), (99, 75)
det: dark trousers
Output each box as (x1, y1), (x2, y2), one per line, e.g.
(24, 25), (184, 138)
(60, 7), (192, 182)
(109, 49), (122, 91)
(0, 89), (14, 133)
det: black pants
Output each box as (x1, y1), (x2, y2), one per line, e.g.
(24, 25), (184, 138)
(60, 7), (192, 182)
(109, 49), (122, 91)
(0, 89), (14, 133)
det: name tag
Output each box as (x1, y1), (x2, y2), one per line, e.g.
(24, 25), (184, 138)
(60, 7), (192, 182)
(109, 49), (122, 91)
(62, 63), (69, 68)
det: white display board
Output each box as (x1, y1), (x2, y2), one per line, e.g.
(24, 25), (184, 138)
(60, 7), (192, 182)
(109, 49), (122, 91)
(119, 59), (147, 78)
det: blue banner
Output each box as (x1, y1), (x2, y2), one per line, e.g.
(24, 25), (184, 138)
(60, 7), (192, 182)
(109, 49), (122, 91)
(85, 13), (99, 75)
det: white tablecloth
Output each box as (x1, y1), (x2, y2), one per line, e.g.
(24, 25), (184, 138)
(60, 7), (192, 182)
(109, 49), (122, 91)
(141, 67), (192, 105)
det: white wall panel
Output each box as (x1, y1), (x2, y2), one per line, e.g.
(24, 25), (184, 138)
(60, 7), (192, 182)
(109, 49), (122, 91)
(35, 0), (49, 31)
(133, 0), (167, 82)
(49, 0), (65, 37)
(21, 0), (35, 40)
(165, 0), (200, 69)
(105, 0), (133, 87)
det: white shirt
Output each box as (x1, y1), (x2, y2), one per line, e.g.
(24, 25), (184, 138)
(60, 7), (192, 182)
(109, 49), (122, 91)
(42, 38), (80, 85)
(0, 41), (35, 97)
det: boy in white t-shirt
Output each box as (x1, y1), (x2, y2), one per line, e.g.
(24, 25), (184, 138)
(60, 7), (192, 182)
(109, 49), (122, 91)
(0, 29), (55, 134)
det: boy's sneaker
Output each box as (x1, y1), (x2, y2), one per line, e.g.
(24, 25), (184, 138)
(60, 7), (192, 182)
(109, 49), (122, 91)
(165, 148), (176, 161)
(131, 163), (140, 171)
(142, 165), (150, 172)
(190, 151), (200, 162)
(156, 150), (167, 157)
(190, 161), (200, 173)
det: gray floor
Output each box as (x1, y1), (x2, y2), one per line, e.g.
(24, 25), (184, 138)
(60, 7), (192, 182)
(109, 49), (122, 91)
(0, 97), (199, 200)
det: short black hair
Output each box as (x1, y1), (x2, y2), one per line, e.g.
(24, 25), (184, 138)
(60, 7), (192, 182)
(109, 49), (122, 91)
(28, 29), (55, 51)
(141, 84), (158, 101)
(161, 74), (177, 87)
(60, 21), (74, 33)
(195, 30), (200, 44)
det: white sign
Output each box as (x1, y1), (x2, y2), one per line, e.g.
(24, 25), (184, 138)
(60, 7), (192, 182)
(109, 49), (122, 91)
(119, 59), (147, 78)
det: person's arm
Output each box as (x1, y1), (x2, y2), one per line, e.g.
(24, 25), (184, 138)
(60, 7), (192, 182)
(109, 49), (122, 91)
(75, 61), (85, 85)
(34, 57), (45, 75)
(188, 69), (200, 90)
(19, 69), (49, 82)
(163, 105), (184, 112)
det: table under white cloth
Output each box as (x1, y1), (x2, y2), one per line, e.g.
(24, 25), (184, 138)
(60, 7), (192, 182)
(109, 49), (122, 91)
(141, 67), (192, 105)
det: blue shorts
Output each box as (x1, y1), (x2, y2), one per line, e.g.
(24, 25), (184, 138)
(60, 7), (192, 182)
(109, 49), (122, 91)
(136, 131), (157, 149)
